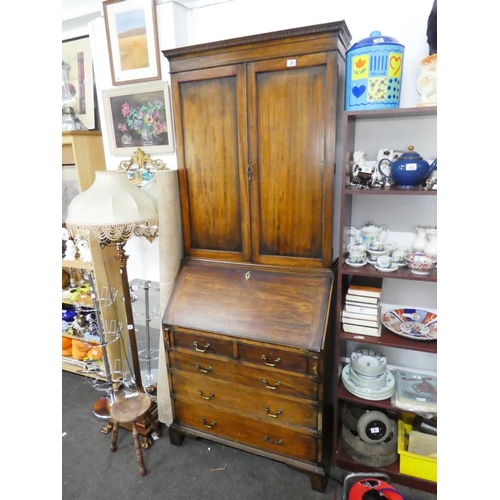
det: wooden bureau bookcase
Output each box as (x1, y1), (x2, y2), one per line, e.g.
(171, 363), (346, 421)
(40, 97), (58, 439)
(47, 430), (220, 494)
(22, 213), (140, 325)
(162, 22), (351, 492)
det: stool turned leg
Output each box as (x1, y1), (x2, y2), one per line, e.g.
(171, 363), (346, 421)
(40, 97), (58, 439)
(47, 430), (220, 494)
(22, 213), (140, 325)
(132, 422), (147, 477)
(110, 421), (119, 452)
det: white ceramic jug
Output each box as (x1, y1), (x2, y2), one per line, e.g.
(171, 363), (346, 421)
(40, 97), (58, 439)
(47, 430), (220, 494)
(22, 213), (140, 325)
(412, 227), (428, 252)
(424, 228), (437, 256)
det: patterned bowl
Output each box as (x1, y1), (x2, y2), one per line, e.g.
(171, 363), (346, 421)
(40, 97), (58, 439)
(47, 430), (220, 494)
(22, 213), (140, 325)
(405, 253), (437, 275)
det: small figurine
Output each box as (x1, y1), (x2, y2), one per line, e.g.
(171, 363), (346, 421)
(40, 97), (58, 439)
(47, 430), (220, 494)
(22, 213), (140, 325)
(75, 237), (92, 263)
(64, 239), (77, 260)
(416, 54), (437, 107)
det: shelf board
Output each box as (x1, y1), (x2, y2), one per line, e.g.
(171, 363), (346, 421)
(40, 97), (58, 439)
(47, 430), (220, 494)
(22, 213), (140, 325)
(334, 439), (437, 494)
(339, 326), (437, 354)
(344, 185), (437, 196)
(345, 106), (437, 120)
(340, 261), (437, 282)
(62, 259), (93, 270)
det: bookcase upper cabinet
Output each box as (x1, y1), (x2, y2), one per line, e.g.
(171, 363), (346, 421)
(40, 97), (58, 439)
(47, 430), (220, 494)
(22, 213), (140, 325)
(163, 21), (351, 269)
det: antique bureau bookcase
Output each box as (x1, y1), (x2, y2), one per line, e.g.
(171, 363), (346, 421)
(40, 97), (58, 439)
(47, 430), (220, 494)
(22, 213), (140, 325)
(161, 21), (351, 492)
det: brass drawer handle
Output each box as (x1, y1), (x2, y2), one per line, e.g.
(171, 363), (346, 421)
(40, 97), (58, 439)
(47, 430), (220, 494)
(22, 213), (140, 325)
(261, 355), (281, 367)
(262, 379), (281, 390)
(264, 435), (283, 445)
(195, 364), (213, 373)
(194, 341), (211, 353)
(200, 418), (216, 429)
(198, 390), (215, 400)
(263, 406), (283, 418)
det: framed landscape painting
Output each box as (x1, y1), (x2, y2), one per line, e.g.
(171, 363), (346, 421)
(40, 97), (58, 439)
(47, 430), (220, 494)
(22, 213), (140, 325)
(103, 0), (161, 85)
(102, 81), (174, 155)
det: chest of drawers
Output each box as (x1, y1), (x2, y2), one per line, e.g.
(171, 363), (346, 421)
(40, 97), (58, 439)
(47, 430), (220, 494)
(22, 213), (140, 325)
(162, 259), (334, 491)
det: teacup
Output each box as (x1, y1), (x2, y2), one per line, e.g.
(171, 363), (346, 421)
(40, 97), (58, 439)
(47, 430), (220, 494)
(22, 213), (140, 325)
(348, 251), (366, 263)
(368, 240), (384, 251)
(376, 255), (392, 268)
(391, 250), (406, 264)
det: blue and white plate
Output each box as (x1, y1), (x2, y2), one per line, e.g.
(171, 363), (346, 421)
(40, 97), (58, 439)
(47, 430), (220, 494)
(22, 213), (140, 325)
(381, 308), (437, 341)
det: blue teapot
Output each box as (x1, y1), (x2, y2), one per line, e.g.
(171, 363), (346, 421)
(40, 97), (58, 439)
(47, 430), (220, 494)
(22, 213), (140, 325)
(378, 146), (437, 188)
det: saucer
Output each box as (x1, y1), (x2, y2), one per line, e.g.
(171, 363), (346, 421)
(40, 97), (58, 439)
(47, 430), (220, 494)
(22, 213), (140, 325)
(346, 258), (367, 267)
(367, 248), (388, 256)
(375, 263), (398, 272)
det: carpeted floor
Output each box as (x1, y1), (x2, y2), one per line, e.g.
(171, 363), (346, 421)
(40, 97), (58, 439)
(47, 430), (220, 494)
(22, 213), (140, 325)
(62, 371), (437, 500)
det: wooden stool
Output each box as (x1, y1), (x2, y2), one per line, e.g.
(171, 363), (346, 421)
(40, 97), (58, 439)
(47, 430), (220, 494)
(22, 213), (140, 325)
(109, 393), (160, 477)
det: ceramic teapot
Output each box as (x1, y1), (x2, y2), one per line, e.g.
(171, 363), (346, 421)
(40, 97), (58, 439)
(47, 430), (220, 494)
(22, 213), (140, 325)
(378, 146), (437, 187)
(351, 223), (389, 246)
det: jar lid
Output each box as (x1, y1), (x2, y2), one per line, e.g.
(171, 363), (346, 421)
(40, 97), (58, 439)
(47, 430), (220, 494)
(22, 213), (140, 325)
(348, 30), (404, 52)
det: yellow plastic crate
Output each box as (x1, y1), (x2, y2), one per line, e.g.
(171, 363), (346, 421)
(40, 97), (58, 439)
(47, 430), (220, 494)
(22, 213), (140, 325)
(397, 420), (437, 482)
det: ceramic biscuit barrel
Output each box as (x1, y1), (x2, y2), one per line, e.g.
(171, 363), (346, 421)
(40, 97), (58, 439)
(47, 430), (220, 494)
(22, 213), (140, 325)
(345, 31), (404, 111)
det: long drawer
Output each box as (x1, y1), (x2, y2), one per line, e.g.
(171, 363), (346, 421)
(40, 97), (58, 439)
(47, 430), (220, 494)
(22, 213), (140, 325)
(170, 370), (318, 429)
(173, 399), (320, 463)
(168, 349), (319, 400)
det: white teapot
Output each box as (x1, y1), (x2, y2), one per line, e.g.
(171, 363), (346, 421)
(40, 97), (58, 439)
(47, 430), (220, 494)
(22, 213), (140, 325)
(352, 223), (389, 246)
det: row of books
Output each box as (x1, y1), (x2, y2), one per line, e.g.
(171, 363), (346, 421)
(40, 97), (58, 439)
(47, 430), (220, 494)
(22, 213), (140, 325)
(342, 276), (383, 337)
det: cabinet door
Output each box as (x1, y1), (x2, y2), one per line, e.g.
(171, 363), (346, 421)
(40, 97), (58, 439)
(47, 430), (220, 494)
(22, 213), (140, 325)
(247, 53), (337, 268)
(172, 65), (251, 261)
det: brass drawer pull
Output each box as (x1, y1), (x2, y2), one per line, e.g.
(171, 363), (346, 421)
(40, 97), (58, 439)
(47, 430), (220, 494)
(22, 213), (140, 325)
(195, 364), (213, 373)
(262, 379), (281, 390)
(198, 390), (215, 400)
(200, 418), (216, 429)
(263, 406), (283, 418)
(264, 435), (283, 445)
(261, 355), (281, 367)
(194, 341), (211, 353)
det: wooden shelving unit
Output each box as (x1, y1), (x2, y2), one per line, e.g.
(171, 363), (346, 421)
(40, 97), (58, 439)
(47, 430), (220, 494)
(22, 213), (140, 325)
(332, 107), (438, 494)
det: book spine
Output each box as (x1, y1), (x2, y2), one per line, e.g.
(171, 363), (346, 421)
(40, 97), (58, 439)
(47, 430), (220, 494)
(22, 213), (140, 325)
(347, 287), (382, 298)
(342, 316), (379, 327)
(342, 323), (381, 337)
(344, 302), (379, 315)
(342, 309), (380, 320)
(345, 294), (379, 305)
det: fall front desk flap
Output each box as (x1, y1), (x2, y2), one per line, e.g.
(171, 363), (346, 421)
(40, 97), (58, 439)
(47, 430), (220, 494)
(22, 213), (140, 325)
(163, 260), (333, 352)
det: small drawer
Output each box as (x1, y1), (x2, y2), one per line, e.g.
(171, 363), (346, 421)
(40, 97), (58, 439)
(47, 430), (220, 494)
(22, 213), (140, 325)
(173, 399), (319, 463)
(238, 343), (317, 376)
(170, 371), (319, 429)
(169, 328), (233, 358)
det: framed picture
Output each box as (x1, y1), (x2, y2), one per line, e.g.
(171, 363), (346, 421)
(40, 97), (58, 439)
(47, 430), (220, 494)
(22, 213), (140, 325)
(62, 35), (97, 130)
(103, 0), (161, 85)
(102, 81), (175, 154)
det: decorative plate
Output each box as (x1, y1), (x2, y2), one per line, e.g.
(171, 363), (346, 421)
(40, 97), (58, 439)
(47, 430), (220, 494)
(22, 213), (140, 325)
(381, 308), (437, 341)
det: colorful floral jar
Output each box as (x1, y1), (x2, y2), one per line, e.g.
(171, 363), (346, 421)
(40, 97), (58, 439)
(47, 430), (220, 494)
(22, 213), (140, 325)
(345, 31), (405, 111)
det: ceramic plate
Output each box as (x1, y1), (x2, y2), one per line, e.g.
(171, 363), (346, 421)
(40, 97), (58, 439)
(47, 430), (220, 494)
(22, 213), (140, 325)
(381, 308), (437, 341)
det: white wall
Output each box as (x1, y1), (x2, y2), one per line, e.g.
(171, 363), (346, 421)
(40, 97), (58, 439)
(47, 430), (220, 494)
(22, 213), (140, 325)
(62, 0), (436, 282)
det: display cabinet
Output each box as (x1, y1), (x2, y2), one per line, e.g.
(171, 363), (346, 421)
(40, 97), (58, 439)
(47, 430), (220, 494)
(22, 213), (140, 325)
(332, 107), (437, 494)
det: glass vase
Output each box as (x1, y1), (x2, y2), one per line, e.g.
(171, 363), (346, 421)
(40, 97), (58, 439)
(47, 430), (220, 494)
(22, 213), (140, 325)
(141, 127), (154, 145)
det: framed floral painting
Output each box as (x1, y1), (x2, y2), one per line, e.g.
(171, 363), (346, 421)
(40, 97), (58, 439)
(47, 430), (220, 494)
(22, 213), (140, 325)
(102, 81), (174, 154)
(103, 0), (161, 85)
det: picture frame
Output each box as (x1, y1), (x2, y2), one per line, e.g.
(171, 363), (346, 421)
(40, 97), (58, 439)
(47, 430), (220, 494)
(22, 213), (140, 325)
(103, 0), (161, 86)
(62, 35), (98, 130)
(102, 81), (175, 155)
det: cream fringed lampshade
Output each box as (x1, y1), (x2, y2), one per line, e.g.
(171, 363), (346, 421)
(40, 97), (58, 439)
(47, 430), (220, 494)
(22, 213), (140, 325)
(66, 170), (158, 242)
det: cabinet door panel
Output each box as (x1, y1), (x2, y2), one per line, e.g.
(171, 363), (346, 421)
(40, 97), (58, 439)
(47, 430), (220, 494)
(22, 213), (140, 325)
(248, 54), (335, 267)
(175, 66), (250, 260)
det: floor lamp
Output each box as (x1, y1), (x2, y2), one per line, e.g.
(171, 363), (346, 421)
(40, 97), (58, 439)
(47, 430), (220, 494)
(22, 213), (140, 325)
(66, 170), (159, 427)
